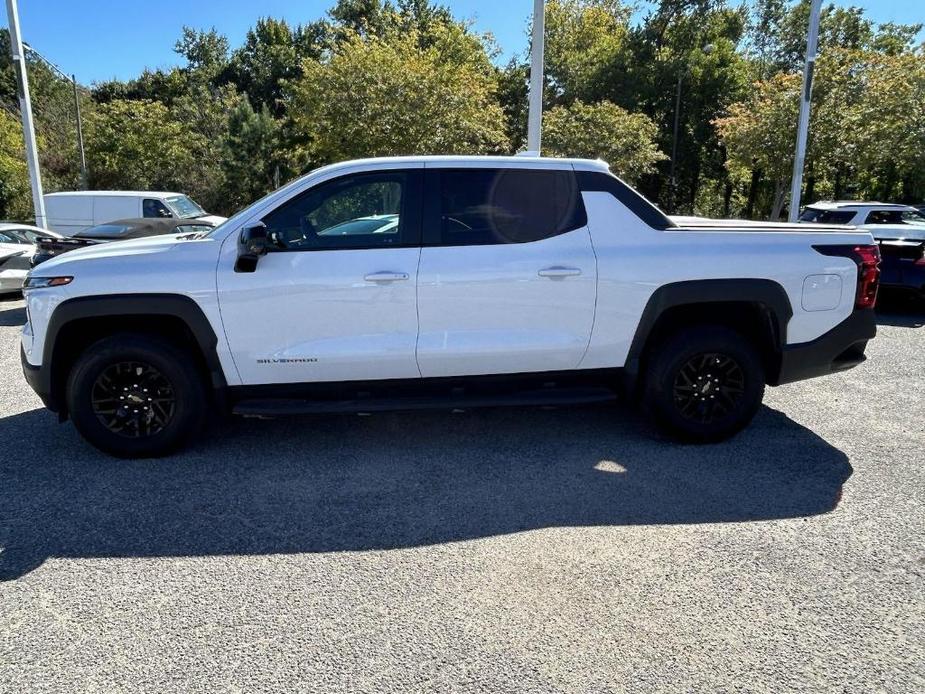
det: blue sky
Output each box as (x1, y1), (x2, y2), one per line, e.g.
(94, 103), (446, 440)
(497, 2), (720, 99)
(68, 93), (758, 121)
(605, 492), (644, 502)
(2, 0), (923, 85)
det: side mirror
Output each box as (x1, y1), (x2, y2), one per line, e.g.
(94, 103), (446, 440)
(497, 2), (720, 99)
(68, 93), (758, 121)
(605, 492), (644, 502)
(235, 223), (269, 273)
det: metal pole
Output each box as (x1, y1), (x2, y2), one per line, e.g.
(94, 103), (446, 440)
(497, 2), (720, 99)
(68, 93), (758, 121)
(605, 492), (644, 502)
(526, 0), (545, 154)
(669, 71), (683, 213)
(788, 0), (822, 223)
(72, 74), (88, 189)
(5, 0), (46, 226)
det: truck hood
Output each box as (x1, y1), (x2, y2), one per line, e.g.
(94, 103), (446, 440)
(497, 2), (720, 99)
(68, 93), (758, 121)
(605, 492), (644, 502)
(197, 214), (227, 226)
(33, 233), (192, 273)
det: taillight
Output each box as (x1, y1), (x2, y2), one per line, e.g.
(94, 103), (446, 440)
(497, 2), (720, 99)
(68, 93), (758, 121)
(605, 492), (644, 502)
(813, 244), (881, 309)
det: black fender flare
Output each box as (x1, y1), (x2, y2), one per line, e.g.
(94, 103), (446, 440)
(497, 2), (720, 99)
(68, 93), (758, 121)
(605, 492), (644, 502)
(41, 294), (227, 414)
(622, 279), (794, 393)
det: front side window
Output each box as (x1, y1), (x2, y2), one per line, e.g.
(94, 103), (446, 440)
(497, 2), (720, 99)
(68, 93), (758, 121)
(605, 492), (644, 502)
(0, 230), (26, 244)
(143, 199), (173, 218)
(262, 172), (411, 251)
(16, 229), (57, 243)
(434, 169), (585, 246)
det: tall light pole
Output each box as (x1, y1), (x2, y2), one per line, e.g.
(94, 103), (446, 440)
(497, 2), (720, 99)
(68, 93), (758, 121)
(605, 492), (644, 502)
(526, 0), (545, 155)
(22, 40), (89, 189)
(788, 0), (823, 222)
(5, 0), (45, 225)
(668, 44), (712, 214)
(72, 73), (88, 189)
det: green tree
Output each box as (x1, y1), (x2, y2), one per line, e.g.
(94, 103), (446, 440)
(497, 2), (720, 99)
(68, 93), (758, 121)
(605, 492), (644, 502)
(226, 18), (326, 115)
(715, 72), (800, 219)
(543, 100), (666, 182)
(221, 99), (280, 210)
(544, 0), (633, 105)
(287, 28), (508, 164)
(0, 108), (31, 220)
(85, 99), (199, 191)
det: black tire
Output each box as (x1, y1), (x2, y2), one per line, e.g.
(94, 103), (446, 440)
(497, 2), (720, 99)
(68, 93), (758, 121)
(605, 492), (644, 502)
(66, 334), (207, 458)
(642, 325), (765, 443)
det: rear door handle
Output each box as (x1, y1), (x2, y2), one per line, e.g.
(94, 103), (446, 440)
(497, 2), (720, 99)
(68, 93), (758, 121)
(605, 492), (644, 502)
(364, 271), (409, 282)
(538, 266), (582, 278)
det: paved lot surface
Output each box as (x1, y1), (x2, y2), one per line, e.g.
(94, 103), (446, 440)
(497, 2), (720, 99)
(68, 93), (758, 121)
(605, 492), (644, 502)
(1, 294), (923, 692)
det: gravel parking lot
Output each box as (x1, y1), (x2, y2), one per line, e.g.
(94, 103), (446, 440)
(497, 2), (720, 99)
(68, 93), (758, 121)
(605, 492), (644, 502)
(1, 294), (923, 693)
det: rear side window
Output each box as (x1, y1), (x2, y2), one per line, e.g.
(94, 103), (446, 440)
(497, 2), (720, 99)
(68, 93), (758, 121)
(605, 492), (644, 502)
(799, 208), (855, 224)
(862, 209), (925, 225)
(431, 169), (586, 246)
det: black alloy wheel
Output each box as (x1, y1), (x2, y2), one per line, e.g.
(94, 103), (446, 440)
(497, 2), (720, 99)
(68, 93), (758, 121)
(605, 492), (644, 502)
(643, 325), (765, 442)
(67, 334), (206, 457)
(91, 360), (176, 438)
(671, 352), (746, 424)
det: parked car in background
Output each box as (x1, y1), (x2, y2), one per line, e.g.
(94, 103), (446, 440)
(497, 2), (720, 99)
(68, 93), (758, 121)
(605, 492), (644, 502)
(0, 224), (65, 295)
(43, 191), (226, 236)
(799, 201), (925, 299)
(21, 155), (880, 457)
(31, 218), (217, 268)
(798, 201), (925, 232)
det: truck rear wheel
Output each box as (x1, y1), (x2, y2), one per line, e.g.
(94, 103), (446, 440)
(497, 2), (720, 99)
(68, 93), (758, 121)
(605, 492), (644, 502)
(643, 325), (765, 443)
(66, 334), (206, 458)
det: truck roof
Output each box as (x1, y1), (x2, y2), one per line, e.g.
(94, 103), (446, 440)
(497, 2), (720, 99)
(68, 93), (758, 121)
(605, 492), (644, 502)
(44, 191), (184, 198)
(310, 155), (612, 173)
(806, 200), (914, 211)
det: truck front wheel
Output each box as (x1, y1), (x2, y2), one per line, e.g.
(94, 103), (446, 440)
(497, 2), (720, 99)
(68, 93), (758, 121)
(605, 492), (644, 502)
(66, 334), (206, 458)
(643, 325), (765, 443)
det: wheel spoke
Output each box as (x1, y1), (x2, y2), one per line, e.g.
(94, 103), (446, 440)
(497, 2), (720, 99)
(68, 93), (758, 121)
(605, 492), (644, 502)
(672, 351), (746, 425)
(91, 360), (175, 439)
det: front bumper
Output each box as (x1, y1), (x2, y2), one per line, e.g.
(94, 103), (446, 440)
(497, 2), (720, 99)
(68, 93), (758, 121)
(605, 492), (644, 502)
(773, 309), (877, 386)
(20, 344), (58, 412)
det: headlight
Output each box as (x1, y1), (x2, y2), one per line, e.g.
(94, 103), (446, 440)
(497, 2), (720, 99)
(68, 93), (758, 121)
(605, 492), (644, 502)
(22, 276), (73, 291)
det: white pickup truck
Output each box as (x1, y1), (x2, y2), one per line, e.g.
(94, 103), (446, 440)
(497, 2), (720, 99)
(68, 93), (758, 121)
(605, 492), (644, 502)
(20, 156), (880, 457)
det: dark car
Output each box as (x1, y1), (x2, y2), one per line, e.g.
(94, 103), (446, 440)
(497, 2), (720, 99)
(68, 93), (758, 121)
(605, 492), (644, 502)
(878, 237), (925, 301)
(31, 217), (215, 267)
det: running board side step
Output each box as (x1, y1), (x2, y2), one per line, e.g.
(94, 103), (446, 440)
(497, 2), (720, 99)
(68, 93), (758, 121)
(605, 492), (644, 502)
(232, 387), (617, 417)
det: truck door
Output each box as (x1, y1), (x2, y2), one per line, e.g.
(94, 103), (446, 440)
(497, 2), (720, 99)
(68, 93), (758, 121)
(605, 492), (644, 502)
(415, 167), (597, 378)
(216, 168), (424, 385)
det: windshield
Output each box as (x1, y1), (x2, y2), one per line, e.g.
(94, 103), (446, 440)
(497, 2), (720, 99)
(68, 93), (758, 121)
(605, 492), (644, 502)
(165, 195), (207, 219)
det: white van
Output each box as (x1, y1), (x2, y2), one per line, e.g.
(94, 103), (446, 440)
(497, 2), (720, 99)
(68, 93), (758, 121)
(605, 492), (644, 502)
(43, 191), (227, 236)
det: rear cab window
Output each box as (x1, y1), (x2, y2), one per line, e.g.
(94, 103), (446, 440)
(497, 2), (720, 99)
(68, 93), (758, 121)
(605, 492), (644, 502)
(425, 168), (586, 246)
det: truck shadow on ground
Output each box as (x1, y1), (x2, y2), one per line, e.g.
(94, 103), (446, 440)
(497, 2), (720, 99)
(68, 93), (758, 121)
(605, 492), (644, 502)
(0, 304), (25, 328)
(0, 403), (851, 580)
(876, 292), (924, 328)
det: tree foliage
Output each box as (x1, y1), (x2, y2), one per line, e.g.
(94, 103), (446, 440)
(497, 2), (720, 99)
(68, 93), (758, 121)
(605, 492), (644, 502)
(288, 28), (508, 163)
(0, 109), (31, 220)
(85, 99), (198, 191)
(0, 1), (922, 223)
(544, 100), (665, 182)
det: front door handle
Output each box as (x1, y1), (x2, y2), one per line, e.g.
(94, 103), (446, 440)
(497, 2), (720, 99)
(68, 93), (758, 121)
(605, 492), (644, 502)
(364, 271), (409, 282)
(538, 266), (582, 278)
